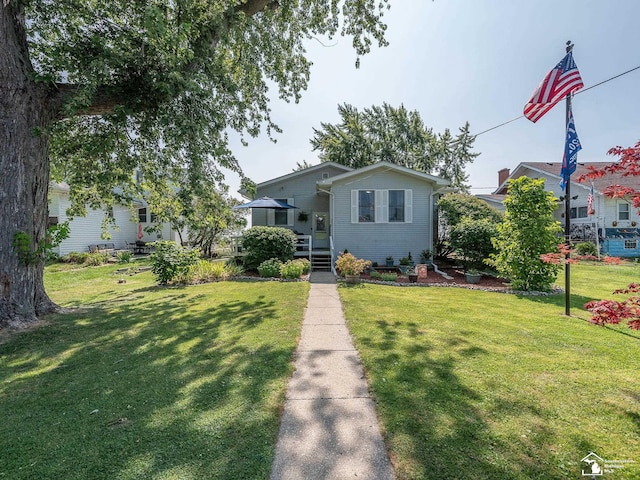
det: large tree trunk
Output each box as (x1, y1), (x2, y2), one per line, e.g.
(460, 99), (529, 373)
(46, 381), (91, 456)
(1, 2), (58, 328)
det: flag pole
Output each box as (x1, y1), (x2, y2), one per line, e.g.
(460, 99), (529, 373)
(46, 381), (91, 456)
(564, 40), (573, 316)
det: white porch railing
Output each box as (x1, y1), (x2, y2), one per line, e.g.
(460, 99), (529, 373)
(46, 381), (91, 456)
(330, 235), (336, 275)
(231, 234), (313, 261)
(293, 235), (313, 261)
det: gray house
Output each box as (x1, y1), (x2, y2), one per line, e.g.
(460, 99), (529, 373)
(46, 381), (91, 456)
(248, 161), (451, 270)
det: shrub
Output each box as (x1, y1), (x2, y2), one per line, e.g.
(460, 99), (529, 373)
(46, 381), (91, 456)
(257, 258), (283, 278)
(224, 259), (245, 277)
(116, 250), (132, 263)
(380, 273), (398, 282)
(280, 259), (305, 279)
(85, 252), (110, 266)
(241, 226), (297, 270)
(185, 260), (229, 283)
(295, 258), (311, 275)
(370, 271), (383, 280)
(449, 217), (498, 269)
(575, 242), (598, 257)
(488, 177), (562, 292)
(61, 251), (90, 264)
(335, 252), (371, 276)
(150, 241), (200, 285)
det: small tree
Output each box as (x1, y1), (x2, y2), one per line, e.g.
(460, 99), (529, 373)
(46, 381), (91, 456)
(241, 227), (297, 271)
(488, 177), (562, 291)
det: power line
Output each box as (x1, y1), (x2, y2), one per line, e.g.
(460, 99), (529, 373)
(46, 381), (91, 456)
(472, 63), (640, 139)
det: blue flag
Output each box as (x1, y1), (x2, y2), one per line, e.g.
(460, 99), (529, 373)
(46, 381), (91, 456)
(560, 107), (582, 190)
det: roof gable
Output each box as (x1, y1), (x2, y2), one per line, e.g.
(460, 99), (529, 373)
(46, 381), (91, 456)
(255, 162), (352, 190)
(494, 161), (631, 194)
(317, 161), (450, 188)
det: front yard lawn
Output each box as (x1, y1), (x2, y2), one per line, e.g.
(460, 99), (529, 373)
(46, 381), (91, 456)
(339, 262), (640, 479)
(0, 263), (308, 480)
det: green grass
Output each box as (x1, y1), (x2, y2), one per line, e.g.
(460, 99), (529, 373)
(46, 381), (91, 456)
(0, 263), (308, 479)
(339, 262), (640, 479)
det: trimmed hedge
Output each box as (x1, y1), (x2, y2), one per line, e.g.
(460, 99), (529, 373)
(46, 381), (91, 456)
(241, 226), (297, 270)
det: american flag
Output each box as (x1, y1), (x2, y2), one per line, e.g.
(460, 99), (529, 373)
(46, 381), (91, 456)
(523, 52), (584, 123)
(588, 183), (595, 215)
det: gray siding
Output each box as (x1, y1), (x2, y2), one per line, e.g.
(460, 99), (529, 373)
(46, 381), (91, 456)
(254, 165), (344, 235)
(330, 170), (435, 264)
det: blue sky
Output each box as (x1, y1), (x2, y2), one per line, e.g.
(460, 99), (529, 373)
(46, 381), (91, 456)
(226, 0), (640, 197)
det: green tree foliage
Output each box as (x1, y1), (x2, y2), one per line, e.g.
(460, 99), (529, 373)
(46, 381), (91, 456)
(488, 177), (562, 292)
(145, 179), (246, 257)
(241, 226), (297, 270)
(436, 193), (503, 258)
(293, 160), (316, 171)
(310, 103), (479, 190)
(449, 218), (498, 269)
(1, 0), (391, 325)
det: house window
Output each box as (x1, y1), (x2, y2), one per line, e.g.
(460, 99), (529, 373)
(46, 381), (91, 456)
(138, 208), (157, 223)
(322, 172), (330, 179)
(138, 208), (147, 223)
(389, 190), (405, 222)
(274, 199), (289, 226)
(358, 191), (376, 222)
(352, 189), (412, 223)
(267, 198), (294, 226)
(570, 206), (588, 219)
(618, 202), (630, 221)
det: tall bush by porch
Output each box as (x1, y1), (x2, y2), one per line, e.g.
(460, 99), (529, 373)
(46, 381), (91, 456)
(241, 227), (297, 270)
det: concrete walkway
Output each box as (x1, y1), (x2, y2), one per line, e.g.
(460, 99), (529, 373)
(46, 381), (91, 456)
(270, 272), (395, 480)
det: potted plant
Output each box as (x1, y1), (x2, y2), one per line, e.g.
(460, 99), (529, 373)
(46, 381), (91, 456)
(465, 269), (482, 284)
(398, 256), (410, 274)
(335, 252), (371, 284)
(385, 256), (394, 267)
(419, 249), (433, 266)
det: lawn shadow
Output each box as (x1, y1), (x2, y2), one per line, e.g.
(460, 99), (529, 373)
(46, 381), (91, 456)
(0, 285), (301, 479)
(357, 321), (571, 479)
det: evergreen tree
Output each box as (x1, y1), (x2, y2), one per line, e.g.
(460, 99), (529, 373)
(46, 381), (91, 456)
(311, 103), (478, 189)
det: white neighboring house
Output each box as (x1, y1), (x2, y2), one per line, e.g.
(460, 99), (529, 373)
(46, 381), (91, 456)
(48, 181), (181, 256)
(492, 163), (640, 257)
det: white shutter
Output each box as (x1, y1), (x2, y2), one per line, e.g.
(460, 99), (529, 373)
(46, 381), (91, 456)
(351, 190), (358, 223)
(405, 189), (413, 223)
(287, 198), (295, 226)
(376, 190), (388, 223)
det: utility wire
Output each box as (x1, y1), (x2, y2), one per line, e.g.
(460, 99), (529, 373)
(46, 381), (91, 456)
(472, 64), (640, 138)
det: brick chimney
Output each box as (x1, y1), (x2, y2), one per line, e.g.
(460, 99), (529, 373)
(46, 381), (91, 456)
(498, 168), (510, 187)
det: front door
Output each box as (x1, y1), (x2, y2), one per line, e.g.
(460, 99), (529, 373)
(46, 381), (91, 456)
(313, 212), (329, 249)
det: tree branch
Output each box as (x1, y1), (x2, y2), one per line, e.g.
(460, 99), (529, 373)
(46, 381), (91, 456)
(48, 0), (280, 118)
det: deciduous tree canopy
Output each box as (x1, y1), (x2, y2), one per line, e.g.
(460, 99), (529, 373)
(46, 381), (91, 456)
(0, 0), (391, 327)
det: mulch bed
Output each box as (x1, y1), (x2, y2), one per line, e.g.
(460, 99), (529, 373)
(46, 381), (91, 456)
(361, 267), (510, 290)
